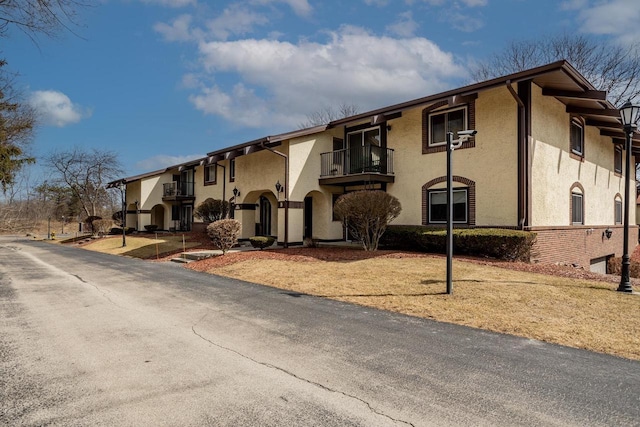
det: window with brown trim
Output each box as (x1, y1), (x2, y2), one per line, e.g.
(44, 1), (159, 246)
(428, 107), (466, 147)
(422, 176), (476, 226)
(428, 189), (468, 223)
(571, 192), (583, 224)
(570, 118), (584, 157)
(204, 164), (217, 185)
(614, 146), (622, 174)
(229, 158), (236, 182)
(615, 196), (623, 225)
(422, 99), (475, 154)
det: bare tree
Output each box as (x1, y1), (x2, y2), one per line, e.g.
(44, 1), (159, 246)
(471, 34), (640, 106)
(0, 0), (87, 41)
(300, 103), (360, 128)
(45, 147), (122, 219)
(334, 190), (402, 251)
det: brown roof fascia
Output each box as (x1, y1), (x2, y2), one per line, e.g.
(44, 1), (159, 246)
(206, 137), (269, 157)
(328, 60), (606, 127)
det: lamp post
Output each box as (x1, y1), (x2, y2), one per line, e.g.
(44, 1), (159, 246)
(617, 100), (640, 293)
(61, 216), (65, 234)
(446, 129), (477, 295)
(119, 181), (127, 248)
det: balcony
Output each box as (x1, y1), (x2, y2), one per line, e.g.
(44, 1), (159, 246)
(319, 146), (395, 186)
(162, 181), (195, 201)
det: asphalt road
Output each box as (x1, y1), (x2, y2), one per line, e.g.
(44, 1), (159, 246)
(0, 237), (638, 426)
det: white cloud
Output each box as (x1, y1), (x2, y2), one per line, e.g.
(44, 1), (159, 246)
(560, 0), (588, 10)
(28, 90), (90, 127)
(206, 4), (269, 40)
(153, 14), (196, 42)
(140, 0), (196, 8)
(364, 0), (389, 6)
(460, 0), (487, 6)
(576, 0), (640, 45)
(135, 154), (205, 171)
(442, 10), (484, 32)
(250, 0), (312, 17)
(189, 26), (466, 128)
(386, 11), (419, 37)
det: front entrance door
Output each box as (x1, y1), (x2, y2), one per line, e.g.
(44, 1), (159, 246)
(259, 196), (271, 236)
(181, 205), (193, 231)
(304, 196), (313, 239)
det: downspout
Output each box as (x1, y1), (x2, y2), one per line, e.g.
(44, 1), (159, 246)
(506, 80), (527, 230)
(262, 142), (289, 248)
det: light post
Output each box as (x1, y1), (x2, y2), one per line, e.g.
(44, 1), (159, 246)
(61, 216), (65, 234)
(47, 215), (51, 240)
(617, 100), (640, 293)
(446, 129), (477, 295)
(119, 181), (127, 248)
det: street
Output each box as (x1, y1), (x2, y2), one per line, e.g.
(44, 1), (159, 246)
(0, 237), (638, 426)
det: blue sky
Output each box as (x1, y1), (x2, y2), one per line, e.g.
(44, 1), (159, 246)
(3, 0), (638, 178)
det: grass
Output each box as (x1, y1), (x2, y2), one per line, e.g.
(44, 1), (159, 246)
(80, 235), (200, 259)
(202, 254), (640, 361)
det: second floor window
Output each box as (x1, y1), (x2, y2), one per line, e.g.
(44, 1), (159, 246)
(204, 164), (216, 184)
(615, 146), (622, 174)
(428, 107), (466, 147)
(229, 158), (236, 182)
(570, 119), (584, 156)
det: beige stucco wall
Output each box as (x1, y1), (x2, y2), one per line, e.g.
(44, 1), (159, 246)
(288, 129), (344, 240)
(530, 84), (630, 226)
(388, 85), (519, 227)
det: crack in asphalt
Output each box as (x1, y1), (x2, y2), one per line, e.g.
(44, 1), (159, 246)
(71, 273), (126, 310)
(191, 313), (415, 427)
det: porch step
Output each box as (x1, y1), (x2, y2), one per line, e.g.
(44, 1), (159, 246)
(171, 251), (219, 263)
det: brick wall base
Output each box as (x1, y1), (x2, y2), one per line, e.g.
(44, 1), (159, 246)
(528, 225), (638, 268)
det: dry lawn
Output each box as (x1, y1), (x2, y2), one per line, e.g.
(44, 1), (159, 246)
(187, 249), (640, 361)
(80, 235), (200, 259)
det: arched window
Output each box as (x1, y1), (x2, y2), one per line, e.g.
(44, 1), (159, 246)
(422, 176), (476, 226)
(615, 194), (623, 225)
(570, 182), (585, 225)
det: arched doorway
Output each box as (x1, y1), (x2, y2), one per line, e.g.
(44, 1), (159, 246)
(150, 204), (165, 229)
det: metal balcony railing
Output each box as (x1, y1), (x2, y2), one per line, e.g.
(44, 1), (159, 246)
(320, 146), (394, 177)
(163, 181), (194, 197)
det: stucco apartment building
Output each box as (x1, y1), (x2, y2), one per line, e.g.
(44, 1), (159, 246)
(110, 61), (637, 272)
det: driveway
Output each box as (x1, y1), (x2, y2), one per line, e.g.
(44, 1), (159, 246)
(0, 237), (638, 426)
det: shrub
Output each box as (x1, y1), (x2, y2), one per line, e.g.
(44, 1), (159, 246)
(144, 224), (159, 232)
(92, 219), (113, 236)
(303, 237), (320, 248)
(84, 216), (102, 233)
(334, 190), (402, 251)
(607, 257), (640, 278)
(381, 226), (536, 261)
(207, 219), (241, 254)
(112, 211), (123, 224)
(249, 236), (276, 250)
(195, 198), (230, 223)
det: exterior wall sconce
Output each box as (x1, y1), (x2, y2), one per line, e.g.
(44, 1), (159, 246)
(275, 180), (284, 193)
(232, 187), (240, 198)
(604, 228), (613, 240)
